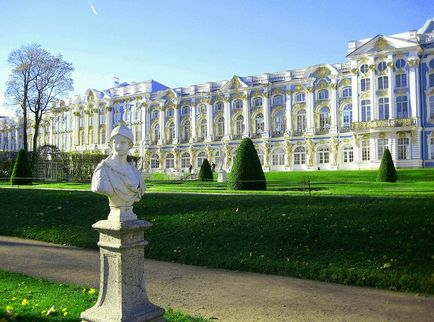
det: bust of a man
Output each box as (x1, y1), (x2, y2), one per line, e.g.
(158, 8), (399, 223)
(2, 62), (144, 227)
(91, 123), (145, 211)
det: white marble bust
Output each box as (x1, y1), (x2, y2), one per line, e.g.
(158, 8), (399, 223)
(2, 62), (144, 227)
(91, 123), (145, 209)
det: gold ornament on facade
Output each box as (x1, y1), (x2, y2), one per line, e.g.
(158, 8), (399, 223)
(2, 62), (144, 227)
(350, 68), (358, 75)
(375, 37), (389, 51)
(338, 78), (351, 87)
(387, 61), (394, 68)
(317, 81), (329, 90)
(314, 66), (331, 79)
(378, 90), (388, 97)
(378, 132), (386, 139)
(307, 87), (314, 93)
(408, 58), (419, 67)
(369, 64), (376, 71)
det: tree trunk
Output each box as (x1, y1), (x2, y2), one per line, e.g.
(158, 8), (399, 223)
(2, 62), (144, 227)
(31, 115), (40, 168)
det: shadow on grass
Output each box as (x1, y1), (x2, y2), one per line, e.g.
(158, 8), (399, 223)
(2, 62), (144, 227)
(0, 312), (79, 321)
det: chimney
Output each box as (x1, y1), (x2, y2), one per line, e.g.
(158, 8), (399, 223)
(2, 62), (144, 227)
(113, 76), (119, 88)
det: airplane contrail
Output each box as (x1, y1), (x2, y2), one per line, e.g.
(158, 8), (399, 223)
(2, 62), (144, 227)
(87, 0), (98, 15)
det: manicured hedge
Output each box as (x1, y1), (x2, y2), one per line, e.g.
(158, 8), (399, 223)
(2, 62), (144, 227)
(377, 148), (397, 182)
(198, 158), (213, 181)
(10, 149), (32, 185)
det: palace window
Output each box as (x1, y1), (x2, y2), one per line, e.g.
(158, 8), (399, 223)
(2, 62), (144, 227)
(99, 110), (106, 125)
(318, 89), (329, 100)
(342, 105), (352, 129)
(181, 106), (191, 116)
(135, 108), (140, 120)
(296, 109), (307, 132)
(197, 152), (206, 167)
(361, 100), (371, 122)
(378, 97), (389, 120)
(166, 108), (174, 117)
(214, 151), (221, 169)
(294, 146), (306, 165)
(168, 122), (175, 140)
(361, 140), (370, 161)
(255, 113), (264, 134)
(253, 97), (262, 107)
(200, 119), (207, 138)
(151, 109), (159, 120)
(341, 87), (352, 97)
(396, 96), (409, 118)
(165, 153), (175, 169)
(319, 107), (330, 129)
(150, 154), (159, 169)
(182, 120), (191, 141)
(378, 61), (387, 72)
(135, 126), (141, 143)
(429, 96), (434, 119)
(215, 102), (223, 112)
(294, 92), (305, 103)
(257, 149), (264, 166)
(181, 152), (191, 168)
(217, 117), (224, 137)
(377, 139), (389, 159)
(377, 76), (389, 90)
(88, 128), (93, 145)
(429, 73), (434, 88)
(236, 115), (244, 136)
(273, 95), (283, 105)
(395, 59), (406, 69)
(233, 100), (243, 109)
(197, 104), (207, 114)
(398, 137), (410, 160)
(79, 112), (84, 128)
(153, 124), (160, 141)
(396, 73), (407, 88)
(274, 111), (284, 134)
(343, 146), (354, 163)
(360, 78), (370, 92)
(318, 146), (330, 164)
(100, 128), (106, 144)
(272, 148), (285, 166)
(89, 115), (93, 126)
(360, 64), (369, 74)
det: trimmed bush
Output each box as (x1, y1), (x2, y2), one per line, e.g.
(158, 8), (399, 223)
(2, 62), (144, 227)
(377, 148), (397, 182)
(10, 149), (32, 185)
(198, 158), (213, 181)
(230, 138), (266, 190)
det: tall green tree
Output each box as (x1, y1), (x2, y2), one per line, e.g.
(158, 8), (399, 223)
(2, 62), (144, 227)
(198, 158), (213, 181)
(377, 148), (397, 182)
(230, 138), (266, 190)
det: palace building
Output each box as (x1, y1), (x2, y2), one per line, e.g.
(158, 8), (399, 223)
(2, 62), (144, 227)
(1, 18), (434, 173)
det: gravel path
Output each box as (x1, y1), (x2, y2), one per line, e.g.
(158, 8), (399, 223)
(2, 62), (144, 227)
(1, 235), (433, 322)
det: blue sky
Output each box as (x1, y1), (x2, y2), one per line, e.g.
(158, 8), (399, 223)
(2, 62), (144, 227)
(0, 0), (432, 116)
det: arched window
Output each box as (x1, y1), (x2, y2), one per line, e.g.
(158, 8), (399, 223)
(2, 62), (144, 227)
(236, 115), (244, 136)
(197, 104), (206, 114)
(294, 92), (305, 103)
(88, 128), (93, 144)
(182, 120), (191, 141)
(181, 106), (191, 116)
(273, 95), (283, 105)
(319, 107), (330, 129)
(99, 109), (105, 125)
(255, 113), (264, 134)
(296, 109), (306, 133)
(318, 146), (330, 164)
(215, 102), (223, 112)
(272, 148), (285, 166)
(166, 108), (174, 117)
(341, 87), (352, 97)
(151, 109), (159, 120)
(253, 97), (262, 107)
(343, 145), (354, 163)
(150, 154), (159, 169)
(165, 153), (175, 169)
(181, 152), (191, 168)
(153, 124), (160, 142)
(168, 122), (175, 140)
(79, 111), (84, 128)
(197, 152), (206, 167)
(274, 111), (284, 135)
(135, 108), (141, 120)
(99, 128), (106, 144)
(342, 105), (352, 129)
(216, 117), (224, 137)
(200, 119), (207, 138)
(318, 89), (329, 100)
(294, 146), (306, 165)
(233, 100), (243, 109)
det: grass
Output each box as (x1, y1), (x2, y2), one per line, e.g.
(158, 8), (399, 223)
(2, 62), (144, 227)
(1, 189), (433, 294)
(1, 168), (433, 196)
(0, 270), (207, 322)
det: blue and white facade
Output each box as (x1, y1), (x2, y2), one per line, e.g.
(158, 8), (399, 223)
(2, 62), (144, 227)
(1, 18), (434, 173)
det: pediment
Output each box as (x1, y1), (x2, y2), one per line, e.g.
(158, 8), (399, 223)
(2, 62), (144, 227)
(220, 75), (248, 91)
(348, 35), (420, 58)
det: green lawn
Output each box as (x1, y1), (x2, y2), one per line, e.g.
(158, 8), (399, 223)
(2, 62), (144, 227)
(1, 189), (433, 294)
(1, 168), (433, 196)
(0, 270), (207, 322)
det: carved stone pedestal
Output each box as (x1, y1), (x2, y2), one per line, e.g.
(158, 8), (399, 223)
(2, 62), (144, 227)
(81, 214), (165, 322)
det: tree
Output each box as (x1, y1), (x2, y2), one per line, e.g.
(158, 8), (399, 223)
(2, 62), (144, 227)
(230, 138), (266, 190)
(377, 148), (397, 182)
(10, 149), (32, 185)
(26, 47), (74, 166)
(198, 158), (213, 181)
(5, 44), (42, 151)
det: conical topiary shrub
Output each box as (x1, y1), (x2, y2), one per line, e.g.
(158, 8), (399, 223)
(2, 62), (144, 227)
(230, 138), (266, 190)
(198, 158), (213, 181)
(377, 148), (397, 182)
(10, 149), (32, 185)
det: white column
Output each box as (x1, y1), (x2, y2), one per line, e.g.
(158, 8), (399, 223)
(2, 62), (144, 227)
(408, 57), (419, 121)
(369, 62), (376, 121)
(93, 110), (98, 145)
(158, 106), (165, 144)
(174, 106), (180, 143)
(306, 87), (315, 134)
(106, 106), (113, 143)
(285, 90), (292, 135)
(190, 104), (196, 143)
(243, 97), (250, 138)
(330, 81), (338, 134)
(351, 69), (359, 122)
(263, 93), (270, 138)
(206, 103), (213, 141)
(223, 99), (231, 139)
(387, 58), (395, 119)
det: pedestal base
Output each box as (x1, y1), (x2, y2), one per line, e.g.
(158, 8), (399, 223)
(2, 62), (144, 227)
(217, 171), (227, 183)
(81, 218), (165, 322)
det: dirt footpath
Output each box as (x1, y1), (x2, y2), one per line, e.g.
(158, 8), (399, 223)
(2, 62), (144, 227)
(1, 235), (433, 322)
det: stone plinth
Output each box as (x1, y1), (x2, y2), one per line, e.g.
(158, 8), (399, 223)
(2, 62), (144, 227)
(217, 170), (227, 183)
(81, 216), (165, 322)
